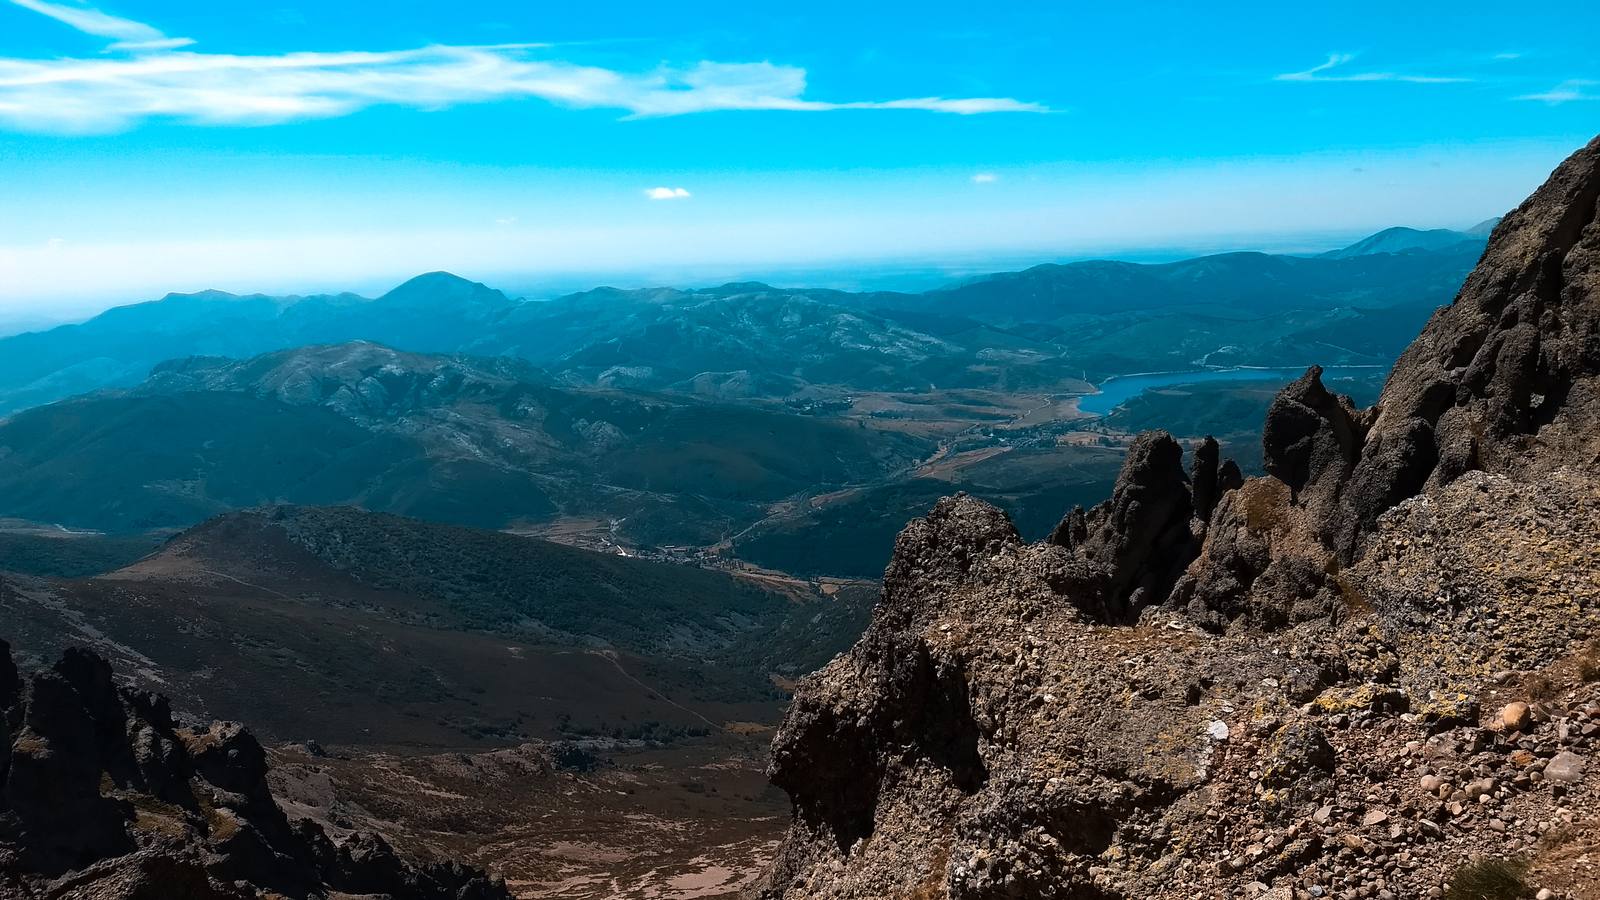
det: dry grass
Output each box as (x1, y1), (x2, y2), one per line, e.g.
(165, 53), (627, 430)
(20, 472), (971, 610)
(1576, 640), (1600, 682)
(1333, 573), (1375, 618)
(128, 795), (192, 839)
(1242, 481), (1289, 532)
(199, 798), (242, 842)
(1444, 856), (1530, 900)
(1522, 672), (1560, 702)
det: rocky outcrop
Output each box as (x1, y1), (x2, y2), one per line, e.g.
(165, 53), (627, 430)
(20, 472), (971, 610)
(1375, 136), (1600, 477)
(1048, 431), (1239, 622)
(1261, 366), (1369, 509)
(759, 136), (1600, 900)
(1190, 436), (1243, 526)
(1175, 134), (1600, 627)
(1293, 134), (1599, 560)
(0, 643), (509, 900)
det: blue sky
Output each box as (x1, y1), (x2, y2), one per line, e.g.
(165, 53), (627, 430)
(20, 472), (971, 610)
(1, 0), (1597, 314)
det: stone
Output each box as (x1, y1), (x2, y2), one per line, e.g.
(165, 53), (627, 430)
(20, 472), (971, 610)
(1544, 751), (1587, 784)
(1499, 701), (1532, 733)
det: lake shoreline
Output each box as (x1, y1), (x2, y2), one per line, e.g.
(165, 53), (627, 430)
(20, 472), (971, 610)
(1078, 365), (1390, 416)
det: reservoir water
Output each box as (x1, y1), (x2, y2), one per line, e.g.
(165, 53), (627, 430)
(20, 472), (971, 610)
(1077, 366), (1385, 416)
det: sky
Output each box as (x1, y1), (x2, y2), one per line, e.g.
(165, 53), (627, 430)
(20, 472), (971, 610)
(1, 0), (1597, 316)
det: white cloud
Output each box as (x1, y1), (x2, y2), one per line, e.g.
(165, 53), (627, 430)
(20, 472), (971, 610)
(1516, 80), (1598, 104)
(1276, 53), (1469, 84)
(971, 172), (998, 184)
(5, 0), (193, 51)
(646, 187), (691, 200)
(1493, 52), (1522, 61)
(0, 1), (1046, 132)
(110, 37), (197, 51)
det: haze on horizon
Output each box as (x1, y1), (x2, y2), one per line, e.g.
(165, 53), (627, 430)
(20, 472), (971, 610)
(1, 0), (1597, 317)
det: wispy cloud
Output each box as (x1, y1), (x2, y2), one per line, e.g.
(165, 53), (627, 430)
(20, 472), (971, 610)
(971, 172), (998, 184)
(646, 187), (691, 200)
(0, 2), (1046, 132)
(5, 0), (193, 51)
(1275, 53), (1469, 84)
(1516, 79), (1598, 104)
(1492, 52), (1522, 61)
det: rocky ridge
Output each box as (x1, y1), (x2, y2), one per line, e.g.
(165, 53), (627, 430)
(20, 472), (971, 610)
(757, 136), (1600, 898)
(0, 640), (509, 899)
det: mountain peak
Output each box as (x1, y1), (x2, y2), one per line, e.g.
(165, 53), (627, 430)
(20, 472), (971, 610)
(707, 281), (778, 295)
(1464, 215), (1504, 237)
(377, 271), (514, 310)
(1321, 225), (1487, 259)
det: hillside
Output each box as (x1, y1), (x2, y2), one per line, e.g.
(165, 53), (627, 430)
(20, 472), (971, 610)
(756, 136), (1600, 899)
(0, 343), (931, 538)
(1, 505), (870, 749)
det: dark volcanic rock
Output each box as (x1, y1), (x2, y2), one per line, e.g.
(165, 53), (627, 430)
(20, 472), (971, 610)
(0, 639), (17, 789)
(770, 496), (1001, 853)
(1050, 432), (1208, 622)
(1231, 135), (1600, 571)
(1174, 138), (1600, 618)
(1369, 135), (1600, 483)
(1261, 366), (1367, 510)
(1190, 436), (1222, 525)
(1078, 432), (1195, 620)
(0, 642), (510, 900)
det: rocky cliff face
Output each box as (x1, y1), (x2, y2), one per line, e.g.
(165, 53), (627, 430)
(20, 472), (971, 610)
(758, 136), (1600, 899)
(0, 641), (508, 900)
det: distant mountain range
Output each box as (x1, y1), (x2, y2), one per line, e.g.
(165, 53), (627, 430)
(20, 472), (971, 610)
(0, 226), (1488, 416)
